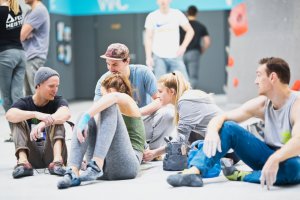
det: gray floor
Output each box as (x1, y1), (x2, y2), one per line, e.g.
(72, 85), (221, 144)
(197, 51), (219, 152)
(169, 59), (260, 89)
(0, 96), (299, 200)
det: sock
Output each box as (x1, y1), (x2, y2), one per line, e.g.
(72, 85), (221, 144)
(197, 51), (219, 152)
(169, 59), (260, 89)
(181, 166), (200, 175)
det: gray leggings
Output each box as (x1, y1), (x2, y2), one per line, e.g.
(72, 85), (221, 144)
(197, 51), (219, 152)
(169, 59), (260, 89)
(143, 105), (175, 149)
(69, 104), (140, 180)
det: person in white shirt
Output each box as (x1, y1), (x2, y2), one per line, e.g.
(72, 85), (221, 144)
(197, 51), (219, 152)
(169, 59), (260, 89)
(144, 0), (194, 80)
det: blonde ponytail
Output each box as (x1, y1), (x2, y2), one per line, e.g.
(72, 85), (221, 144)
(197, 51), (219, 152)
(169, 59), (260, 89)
(158, 71), (190, 124)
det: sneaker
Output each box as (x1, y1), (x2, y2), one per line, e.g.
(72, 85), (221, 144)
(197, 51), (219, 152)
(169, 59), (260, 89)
(79, 160), (103, 182)
(48, 160), (66, 176)
(167, 173), (203, 187)
(221, 158), (250, 181)
(12, 162), (34, 178)
(57, 168), (81, 189)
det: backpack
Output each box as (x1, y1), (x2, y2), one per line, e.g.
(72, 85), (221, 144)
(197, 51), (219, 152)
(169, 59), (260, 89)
(163, 137), (187, 171)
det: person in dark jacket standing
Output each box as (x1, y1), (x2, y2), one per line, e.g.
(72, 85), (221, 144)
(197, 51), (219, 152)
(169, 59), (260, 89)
(180, 5), (211, 89)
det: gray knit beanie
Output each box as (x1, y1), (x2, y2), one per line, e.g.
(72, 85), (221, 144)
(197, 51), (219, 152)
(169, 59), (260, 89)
(34, 67), (60, 87)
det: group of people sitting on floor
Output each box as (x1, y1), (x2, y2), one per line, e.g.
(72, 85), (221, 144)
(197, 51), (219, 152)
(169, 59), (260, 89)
(6, 43), (300, 190)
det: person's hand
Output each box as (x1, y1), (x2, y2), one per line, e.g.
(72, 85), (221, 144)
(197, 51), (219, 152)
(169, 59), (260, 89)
(176, 45), (186, 57)
(143, 149), (157, 162)
(25, 33), (33, 40)
(200, 47), (204, 54)
(76, 113), (91, 143)
(30, 122), (46, 141)
(203, 130), (222, 158)
(260, 155), (280, 190)
(146, 57), (154, 71)
(28, 33), (33, 39)
(34, 112), (54, 126)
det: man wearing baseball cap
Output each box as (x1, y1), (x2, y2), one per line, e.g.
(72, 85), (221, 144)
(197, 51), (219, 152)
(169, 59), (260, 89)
(6, 67), (70, 178)
(94, 43), (174, 161)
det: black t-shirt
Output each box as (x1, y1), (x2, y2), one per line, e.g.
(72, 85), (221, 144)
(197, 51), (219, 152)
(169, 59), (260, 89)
(180, 20), (209, 51)
(11, 96), (69, 127)
(0, 6), (23, 52)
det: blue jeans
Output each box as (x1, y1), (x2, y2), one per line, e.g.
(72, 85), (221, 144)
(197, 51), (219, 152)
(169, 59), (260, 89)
(189, 121), (300, 185)
(183, 49), (200, 89)
(153, 54), (189, 80)
(0, 49), (26, 112)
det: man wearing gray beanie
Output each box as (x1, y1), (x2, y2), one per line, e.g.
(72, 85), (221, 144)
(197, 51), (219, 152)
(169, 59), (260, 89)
(6, 67), (70, 179)
(34, 66), (60, 88)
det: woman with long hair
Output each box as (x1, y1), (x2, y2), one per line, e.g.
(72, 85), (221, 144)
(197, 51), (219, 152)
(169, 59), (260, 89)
(57, 73), (145, 189)
(143, 71), (223, 162)
(0, 0), (26, 141)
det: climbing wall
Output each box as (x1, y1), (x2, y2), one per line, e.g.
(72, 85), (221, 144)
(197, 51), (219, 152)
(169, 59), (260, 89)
(226, 0), (300, 103)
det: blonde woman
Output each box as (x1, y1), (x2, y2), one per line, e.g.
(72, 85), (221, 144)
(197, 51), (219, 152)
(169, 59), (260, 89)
(57, 73), (145, 189)
(143, 71), (223, 162)
(0, 0), (26, 141)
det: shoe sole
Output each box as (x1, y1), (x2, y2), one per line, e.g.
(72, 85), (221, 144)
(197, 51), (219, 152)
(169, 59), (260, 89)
(167, 174), (203, 187)
(57, 177), (81, 189)
(49, 168), (66, 176)
(12, 168), (33, 179)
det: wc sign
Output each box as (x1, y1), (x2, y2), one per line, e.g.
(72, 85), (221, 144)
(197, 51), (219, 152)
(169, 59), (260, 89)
(97, 0), (128, 11)
(49, 0), (244, 16)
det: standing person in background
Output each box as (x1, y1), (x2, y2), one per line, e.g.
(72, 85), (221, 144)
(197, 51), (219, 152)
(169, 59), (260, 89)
(21, 0), (49, 96)
(0, 0), (26, 142)
(180, 5), (211, 89)
(144, 0), (194, 80)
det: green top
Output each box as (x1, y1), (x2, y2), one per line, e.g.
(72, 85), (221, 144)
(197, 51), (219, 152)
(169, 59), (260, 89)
(122, 115), (146, 153)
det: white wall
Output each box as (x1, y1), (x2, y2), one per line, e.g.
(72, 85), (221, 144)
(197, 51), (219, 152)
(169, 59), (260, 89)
(227, 0), (300, 103)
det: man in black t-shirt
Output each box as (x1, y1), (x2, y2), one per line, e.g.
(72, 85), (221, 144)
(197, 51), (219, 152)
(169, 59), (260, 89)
(180, 5), (211, 89)
(6, 67), (70, 179)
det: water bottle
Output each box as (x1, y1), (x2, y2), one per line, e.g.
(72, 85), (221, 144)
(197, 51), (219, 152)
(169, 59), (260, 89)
(36, 130), (46, 142)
